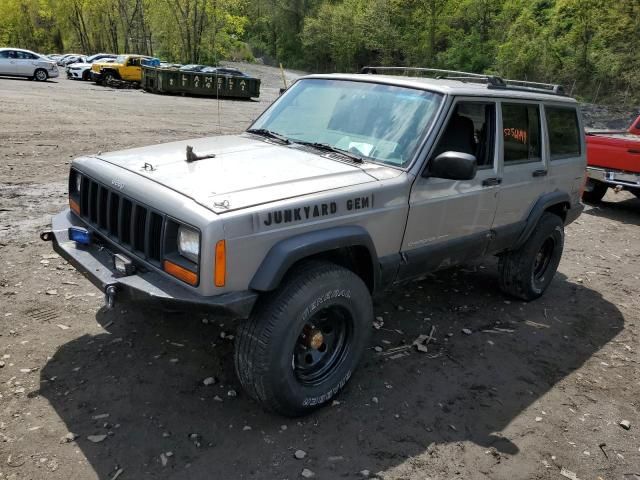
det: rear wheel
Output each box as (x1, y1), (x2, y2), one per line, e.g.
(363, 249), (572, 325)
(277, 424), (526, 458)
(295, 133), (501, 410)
(582, 179), (608, 203)
(34, 69), (48, 82)
(499, 212), (565, 301)
(235, 261), (372, 416)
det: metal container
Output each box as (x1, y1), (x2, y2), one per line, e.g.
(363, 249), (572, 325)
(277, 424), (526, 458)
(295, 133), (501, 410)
(142, 66), (260, 98)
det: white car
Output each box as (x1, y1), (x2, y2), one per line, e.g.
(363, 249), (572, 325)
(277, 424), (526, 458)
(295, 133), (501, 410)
(67, 54), (116, 81)
(0, 48), (59, 81)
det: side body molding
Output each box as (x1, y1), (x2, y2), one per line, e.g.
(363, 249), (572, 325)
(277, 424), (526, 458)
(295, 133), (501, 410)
(514, 191), (571, 249)
(250, 225), (378, 292)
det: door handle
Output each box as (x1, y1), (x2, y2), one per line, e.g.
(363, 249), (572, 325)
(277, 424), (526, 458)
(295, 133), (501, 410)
(482, 177), (502, 187)
(532, 169), (548, 177)
(628, 149), (640, 155)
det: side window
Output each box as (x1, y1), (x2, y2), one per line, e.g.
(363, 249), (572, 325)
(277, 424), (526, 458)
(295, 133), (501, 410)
(432, 101), (496, 168)
(502, 103), (541, 164)
(0, 51), (9, 59)
(545, 106), (581, 160)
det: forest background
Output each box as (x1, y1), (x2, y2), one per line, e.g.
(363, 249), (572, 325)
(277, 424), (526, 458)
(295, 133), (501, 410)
(1, 0), (638, 104)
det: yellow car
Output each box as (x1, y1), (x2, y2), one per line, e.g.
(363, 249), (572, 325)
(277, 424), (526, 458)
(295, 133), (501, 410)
(91, 54), (151, 84)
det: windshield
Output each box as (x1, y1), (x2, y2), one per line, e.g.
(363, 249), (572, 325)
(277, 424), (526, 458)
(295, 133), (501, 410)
(250, 78), (442, 167)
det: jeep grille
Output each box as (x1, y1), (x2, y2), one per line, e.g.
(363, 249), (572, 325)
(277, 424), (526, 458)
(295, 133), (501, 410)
(76, 172), (164, 266)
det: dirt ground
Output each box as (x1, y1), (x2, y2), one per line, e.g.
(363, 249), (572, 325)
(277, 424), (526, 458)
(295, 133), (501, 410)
(0, 64), (639, 480)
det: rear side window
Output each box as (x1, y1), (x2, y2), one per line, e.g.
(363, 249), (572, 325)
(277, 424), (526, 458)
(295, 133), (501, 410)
(15, 51), (37, 60)
(0, 51), (10, 59)
(502, 103), (541, 164)
(545, 106), (581, 160)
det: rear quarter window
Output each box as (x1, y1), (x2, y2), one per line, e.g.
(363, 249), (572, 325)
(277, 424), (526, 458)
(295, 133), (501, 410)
(545, 106), (581, 160)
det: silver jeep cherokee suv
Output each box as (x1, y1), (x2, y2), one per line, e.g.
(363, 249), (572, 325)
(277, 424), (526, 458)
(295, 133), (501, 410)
(43, 67), (586, 416)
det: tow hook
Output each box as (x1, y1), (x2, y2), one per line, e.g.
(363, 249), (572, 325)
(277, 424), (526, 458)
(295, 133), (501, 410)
(40, 231), (54, 242)
(105, 285), (117, 309)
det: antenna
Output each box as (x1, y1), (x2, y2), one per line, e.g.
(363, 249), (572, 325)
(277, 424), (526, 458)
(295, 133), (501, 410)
(216, 73), (221, 135)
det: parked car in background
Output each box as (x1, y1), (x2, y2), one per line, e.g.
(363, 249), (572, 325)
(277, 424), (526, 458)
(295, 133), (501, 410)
(67, 54), (117, 81)
(584, 114), (640, 202)
(60, 55), (86, 67)
(91, 54), (153, 84)
(56, 54), (79, 66)
(0, 48), (59, 81)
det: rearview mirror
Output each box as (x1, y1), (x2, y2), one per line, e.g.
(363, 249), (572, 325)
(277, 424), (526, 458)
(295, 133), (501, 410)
(425, 151), (477, 180)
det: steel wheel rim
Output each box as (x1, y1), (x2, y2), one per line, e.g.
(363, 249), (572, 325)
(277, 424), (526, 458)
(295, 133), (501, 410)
(36, 71), (46, 81)
(533, 237), (555, 282)
(293, 305), (352, 386)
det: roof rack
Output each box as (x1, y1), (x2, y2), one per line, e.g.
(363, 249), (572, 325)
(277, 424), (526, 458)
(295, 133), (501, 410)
(360, 66), (566, 96)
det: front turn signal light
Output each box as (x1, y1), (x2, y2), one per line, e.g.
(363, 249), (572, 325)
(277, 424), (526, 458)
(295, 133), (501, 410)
(214, 240), (226, 287)
(164, 260), (198, 286)
(69, 198), (80, 215)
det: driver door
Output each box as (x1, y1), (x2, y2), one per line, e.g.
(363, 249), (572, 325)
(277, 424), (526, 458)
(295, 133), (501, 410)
(399, 99), (500, 278)
(124, 57), (141, 81)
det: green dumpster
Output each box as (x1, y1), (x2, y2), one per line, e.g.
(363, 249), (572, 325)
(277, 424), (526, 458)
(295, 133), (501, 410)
(142, 66), (260, 99)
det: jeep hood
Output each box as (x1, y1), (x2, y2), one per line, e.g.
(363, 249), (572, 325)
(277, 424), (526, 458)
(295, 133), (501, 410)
(90, 135), (398, 213)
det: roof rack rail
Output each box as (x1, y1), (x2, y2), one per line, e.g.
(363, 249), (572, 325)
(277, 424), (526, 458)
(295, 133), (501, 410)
(360, 66), (566, 96)
(502, 78), (565, 95)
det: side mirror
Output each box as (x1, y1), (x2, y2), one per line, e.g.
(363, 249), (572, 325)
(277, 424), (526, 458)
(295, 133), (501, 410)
(425, 151), (477, 180)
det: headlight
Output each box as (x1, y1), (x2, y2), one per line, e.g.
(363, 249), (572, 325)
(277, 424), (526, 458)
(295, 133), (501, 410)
(178, 226), (200, 263)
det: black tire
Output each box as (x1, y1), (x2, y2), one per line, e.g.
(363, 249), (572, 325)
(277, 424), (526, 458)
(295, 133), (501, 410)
(630, 188), (640, 199)
(34, 69), (48, 82)
(499, 212), (564, 301)
(235, 261), (373, 416)
(103, 71), (117, 85)
(582, 179), (608, 203)
(82, 70), (90, 81)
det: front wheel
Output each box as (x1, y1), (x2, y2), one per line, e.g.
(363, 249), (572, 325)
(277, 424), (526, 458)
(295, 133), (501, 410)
(34, 69), (48, 82)
(499, 212), (565, 301)
(103, 72), (116, 85)
(235, 261), (372, 416)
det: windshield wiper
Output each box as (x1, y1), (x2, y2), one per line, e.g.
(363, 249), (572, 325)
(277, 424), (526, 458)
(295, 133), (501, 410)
(293, 141), (364, 163)
(246, 128), (291, 144)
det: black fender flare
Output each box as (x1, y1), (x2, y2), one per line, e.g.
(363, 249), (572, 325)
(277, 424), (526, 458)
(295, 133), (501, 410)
(514, 191), (570, 249)
(249, 225), (378, 292)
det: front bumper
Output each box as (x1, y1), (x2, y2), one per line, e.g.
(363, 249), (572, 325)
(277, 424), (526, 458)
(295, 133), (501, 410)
(44, 210), (258, 318)
(49, 68), (59, 78)
(587, 166), (640, 190)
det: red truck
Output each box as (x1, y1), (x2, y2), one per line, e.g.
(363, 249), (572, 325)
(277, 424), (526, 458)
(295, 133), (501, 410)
(584, 114), (640, 202)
